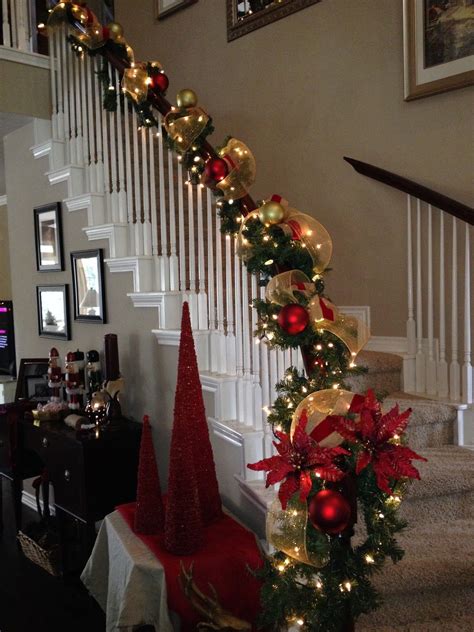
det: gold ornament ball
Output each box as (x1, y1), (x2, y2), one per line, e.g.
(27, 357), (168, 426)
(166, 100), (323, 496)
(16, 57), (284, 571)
(107, 21), (124, 41)
(177, 88), (198, 109)
(259, 200), (286, 226)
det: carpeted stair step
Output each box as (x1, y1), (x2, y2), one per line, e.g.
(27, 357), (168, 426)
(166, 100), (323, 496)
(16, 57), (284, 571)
(359, 518), (474, 629)
(385, 396), (456, 449)
(401, 446), (474, 524)
(345, 351), (402, 395)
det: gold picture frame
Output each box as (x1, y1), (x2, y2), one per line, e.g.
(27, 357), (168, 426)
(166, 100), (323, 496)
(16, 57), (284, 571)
(227, 0), (321, 42)
(156, 0), (198, 20)
(403, 0), (474, 101)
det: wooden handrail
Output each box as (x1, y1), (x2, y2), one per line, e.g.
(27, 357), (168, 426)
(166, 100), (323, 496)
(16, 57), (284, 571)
(344, 157), (474, 226)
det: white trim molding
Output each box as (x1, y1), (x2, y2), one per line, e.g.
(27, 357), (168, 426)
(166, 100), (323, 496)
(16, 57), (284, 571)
(0, 46), (50, 69)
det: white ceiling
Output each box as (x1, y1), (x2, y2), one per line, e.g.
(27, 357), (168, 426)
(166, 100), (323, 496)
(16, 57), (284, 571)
(0, 112), (34, 196)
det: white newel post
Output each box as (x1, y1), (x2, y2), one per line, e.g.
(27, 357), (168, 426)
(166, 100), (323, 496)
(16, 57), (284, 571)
(450, 217), (461, 401)
(462, 223), (473, 403)
(415, 199), (426, 393)
(437, 210), (449, 397)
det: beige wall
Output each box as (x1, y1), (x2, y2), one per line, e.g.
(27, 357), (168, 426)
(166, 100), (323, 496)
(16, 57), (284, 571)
(117, 0), (474, 336)
(0, 203), (12, 298)
(4, 122), (176, 484)
(0, 60), (51, 119)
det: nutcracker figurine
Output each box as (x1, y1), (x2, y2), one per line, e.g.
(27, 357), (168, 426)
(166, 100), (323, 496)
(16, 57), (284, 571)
(64, 351), (85, 410)
(47, 347), (62, 402)
(86, 349), (102, 396)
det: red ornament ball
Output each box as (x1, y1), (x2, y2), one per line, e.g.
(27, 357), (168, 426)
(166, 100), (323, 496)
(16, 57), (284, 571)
(151, 72), (169, 93)
(308, 489), (351, 535)
(277, 304), (309, 336)
(204, 158), (229, 184)
(102, 26), (110, 40)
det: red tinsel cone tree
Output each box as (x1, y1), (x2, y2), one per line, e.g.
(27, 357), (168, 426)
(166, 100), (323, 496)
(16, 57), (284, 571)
(179, 301), (223, 524)
(134, 415), (165, 535)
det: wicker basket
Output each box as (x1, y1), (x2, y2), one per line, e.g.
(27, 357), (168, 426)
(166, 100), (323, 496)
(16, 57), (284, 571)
(17, 530), (61, 577)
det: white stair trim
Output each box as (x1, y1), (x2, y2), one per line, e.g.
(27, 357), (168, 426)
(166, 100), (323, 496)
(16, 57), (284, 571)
(47, 164), (85, 198)
(84, 223), (128, 258)
(106, 256), (154, 293)
(0, 46), (50, 69)
(153, 326), (210, 367)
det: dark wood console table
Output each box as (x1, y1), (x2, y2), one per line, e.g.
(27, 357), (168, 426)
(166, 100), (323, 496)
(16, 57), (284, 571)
(0, 404), (141, 570)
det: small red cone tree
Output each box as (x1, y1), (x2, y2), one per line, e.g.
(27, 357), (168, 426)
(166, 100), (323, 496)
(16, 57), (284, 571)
(178, 301), (222, 525)
(134, 415), (165, 535)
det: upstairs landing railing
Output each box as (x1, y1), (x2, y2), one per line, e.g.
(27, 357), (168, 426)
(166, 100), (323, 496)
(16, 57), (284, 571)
(345, 158), (473, 416)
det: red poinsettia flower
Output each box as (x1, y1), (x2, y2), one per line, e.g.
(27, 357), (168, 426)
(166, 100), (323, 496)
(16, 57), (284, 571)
(328, 390), (427, 495)
(247, 411), (349, 510)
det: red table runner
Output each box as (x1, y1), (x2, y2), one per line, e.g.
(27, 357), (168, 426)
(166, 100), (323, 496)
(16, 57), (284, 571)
(117, 503), (263, 630)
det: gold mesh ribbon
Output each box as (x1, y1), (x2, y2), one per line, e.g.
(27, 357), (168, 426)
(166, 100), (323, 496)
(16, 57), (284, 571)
(236, 210), (259, 261)
(265, 270), (316, 306)
(122, 63), (149, 103)
(280, 209), (333, 275)
(47, 0), (74, 30)
(267, 496), (328, 567)
(216, 138), (256, 201)
(308, 296), (370, 357)
(290, 389), (355, 447)
(164, 107), (210, 153)
(47, 2), (106, 49)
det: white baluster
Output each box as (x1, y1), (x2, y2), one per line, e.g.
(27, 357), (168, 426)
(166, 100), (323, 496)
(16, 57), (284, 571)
(141, 128), (152, 256)
(10, 0), (17, 48)
(426, 205), (437, 394)
(68, 43), (77, 165)
(260, 285), (272, 456)
(206, 189), (216, 331)
(167, 150), (179, 291)
(15, 0), (28, 51)
(234, 239), (244, 422)
(269, 348), (278, 407)
(415, 199), (426, 392)
(115, 70), (127, 224)
(251, 275), (262, 427)
(462, 223), (473, 403)
(49, 30), (58, 140)
(177, 161), (187, 293)
(94, 57), (104, 194)
(157, 120), (170, 291)
(101, 96), (112, 223)
(149, 129), (159, 264)
(450, 217), (460, 401)
(61, 28), (71, 161)
(196, 184), (208, 329)
(213, 217), (226, 373)
(132, 110), (143, 255)
(187, 183), (198, 326)
(80, 54), (90, 188)
(437, 210), (449, 397)
(55, 31), (64, 142)
(109, 71), (119, 222)
(74, 54), (83, 166)
(225, 234), (236, 375)
(242, 266), (253, 424)
(3, 0), (11, 47)
(404, 195), (416, 391)
(123, 100), (135, 253)
(85, 56), (96, 192)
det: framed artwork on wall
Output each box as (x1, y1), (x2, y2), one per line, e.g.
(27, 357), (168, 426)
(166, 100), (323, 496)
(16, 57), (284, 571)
(14, 358), (49, 402)
(403, 0), (474, 100)
(155, 0), (197, 20)
(71, 249), (106, 324)
(36, 285), (70, 340)
(227, 0), (321, 41)
(34, 202), (64, 272)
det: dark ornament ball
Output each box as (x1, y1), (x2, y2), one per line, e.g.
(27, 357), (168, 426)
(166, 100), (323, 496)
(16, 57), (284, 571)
(151, 72), (169, 93)
(204, 158), (228, 184)
(277, 304), (309, 336)
(308, 489), (351, 535)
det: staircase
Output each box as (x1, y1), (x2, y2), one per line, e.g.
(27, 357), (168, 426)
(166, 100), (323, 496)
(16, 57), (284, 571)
(21, 18), (474, 629)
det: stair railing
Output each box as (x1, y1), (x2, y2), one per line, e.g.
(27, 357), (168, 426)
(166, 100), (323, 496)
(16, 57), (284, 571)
(48, 22), (306, 463)
(345, 158), (473, 435)
(1, 0), (32, 51)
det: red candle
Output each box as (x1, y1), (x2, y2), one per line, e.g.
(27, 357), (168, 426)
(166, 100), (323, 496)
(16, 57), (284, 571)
(104, 334), (120, 382)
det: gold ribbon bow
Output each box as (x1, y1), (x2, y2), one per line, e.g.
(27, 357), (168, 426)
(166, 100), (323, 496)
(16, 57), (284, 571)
(215, 138), (256, 201)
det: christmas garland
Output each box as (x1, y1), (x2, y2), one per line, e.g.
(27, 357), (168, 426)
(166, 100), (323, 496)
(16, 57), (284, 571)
(47, 3), (427, 629)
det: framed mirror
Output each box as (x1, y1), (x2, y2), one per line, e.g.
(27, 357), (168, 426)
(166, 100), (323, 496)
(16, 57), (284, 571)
(36, 285), (70, 340)
(71, 249), (106, 324)
(227, 0), (321, 41)
(34, 202), (64, 272)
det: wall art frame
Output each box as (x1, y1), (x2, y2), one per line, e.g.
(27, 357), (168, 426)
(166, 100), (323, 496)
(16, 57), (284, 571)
(227, 0), (321, 42)
(71, 249), (106, 324)
(155, 0), (198, 20)
(403, 0), (474, 101)
(34, 202), (64, 272)
(36, 284), (70, 340)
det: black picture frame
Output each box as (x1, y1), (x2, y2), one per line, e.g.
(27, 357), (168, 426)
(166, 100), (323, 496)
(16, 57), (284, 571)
(36, 284), (70, 340)
(34, 202), (64, 272)
(71, 249), (106, 324)
(14, 358), (49, 402)
(155, 0), (197, 20)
